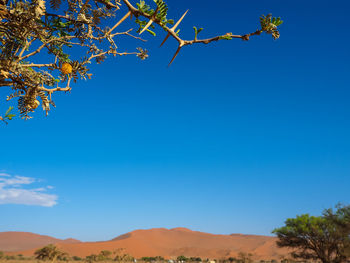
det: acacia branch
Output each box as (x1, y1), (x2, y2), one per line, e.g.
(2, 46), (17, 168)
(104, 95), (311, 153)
(17, 37), (65, 61)
(0, 80), (12, 86)
(1, 0), (282, 120)
(120, 0), (263, 45)
(38, 77), (72, 92)
(118, 0), (267, 64)
(21, 63), (56, 68)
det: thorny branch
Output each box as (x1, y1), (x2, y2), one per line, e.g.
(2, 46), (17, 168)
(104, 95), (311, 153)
(0, 0), (283, 121)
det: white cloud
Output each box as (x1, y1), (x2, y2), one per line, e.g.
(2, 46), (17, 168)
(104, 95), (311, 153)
(0, 174), (57, 207)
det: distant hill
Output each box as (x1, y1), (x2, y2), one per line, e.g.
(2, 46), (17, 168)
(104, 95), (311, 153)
(1, 228), (289, 260)
(0, 232), (80, 252)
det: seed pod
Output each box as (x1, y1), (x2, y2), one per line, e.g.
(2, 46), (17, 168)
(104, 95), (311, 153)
(61, 63), (73, 75)
(28, 99), (40, 110)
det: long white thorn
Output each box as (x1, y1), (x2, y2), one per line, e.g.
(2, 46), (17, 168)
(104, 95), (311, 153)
(160, 10), (189, 47)
(139, 19), (154, 35)
(108, 11), (131, 34)
(172, 9), (189, 31)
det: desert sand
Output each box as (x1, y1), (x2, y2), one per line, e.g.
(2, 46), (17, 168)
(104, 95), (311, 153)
(0, 231), (80, 252)
(0, 228), (289, 260)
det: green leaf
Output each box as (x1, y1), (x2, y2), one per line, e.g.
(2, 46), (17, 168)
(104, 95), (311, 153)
(145, 28), (156, 36)
(219, 35), (233, 40)
(193, 26), (203, 39)
(5, 106), (13, 116)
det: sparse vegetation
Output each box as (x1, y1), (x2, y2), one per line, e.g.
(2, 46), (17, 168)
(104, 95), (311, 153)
(0, 254), (319, 263)
(34, 244), (68, 262)
(99, 251), (113, 261)
(177, 256), (188, 262)
(141, 257), (164, 262)
(189, 258), (201, 262)
(85, 254), (100, 263)
(0, 244), (324, 263)
(237, 253), (253, 263)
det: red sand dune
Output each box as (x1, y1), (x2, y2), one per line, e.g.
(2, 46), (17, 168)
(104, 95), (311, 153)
(0, 232), (80, 252)
(1, 228), (290, 260)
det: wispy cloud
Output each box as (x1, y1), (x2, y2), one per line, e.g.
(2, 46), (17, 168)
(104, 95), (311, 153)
(0, 173), (57, 207)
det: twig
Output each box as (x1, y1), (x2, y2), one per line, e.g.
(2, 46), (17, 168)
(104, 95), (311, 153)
(21, 63), (56, 68)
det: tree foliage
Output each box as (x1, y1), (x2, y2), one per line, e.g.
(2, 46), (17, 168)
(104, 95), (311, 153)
(177, 256), (188, 262)
(114, 252), (134, 262)
(85, 249), (134, 262)
(273, 205), (350, 263)
(99, 250), (113, 260)
(86, 254), (100, 263)
(324, 205), (350, 259)
(141, 256), (164, 262)
(237, 253), (253, 263)
(34, 244), (68, 262)
(0, 105), (15, 123)
(0, 0), (283, 121)
(189, 258), (202, 262)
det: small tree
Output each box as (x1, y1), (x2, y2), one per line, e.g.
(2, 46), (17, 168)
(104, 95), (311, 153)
(0, 251), (4, 259)
(86, 254), (99, 263)
(237, 253), (253, 263)
(98, 250), (112, 260)
(113, 248), (134, 262)
(34, 244), (68, 263)
(273, 205), (350, 263)
(177, 256), (188, 262)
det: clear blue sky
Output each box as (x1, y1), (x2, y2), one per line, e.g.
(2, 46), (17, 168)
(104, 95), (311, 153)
(0, 0), (349, 241)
